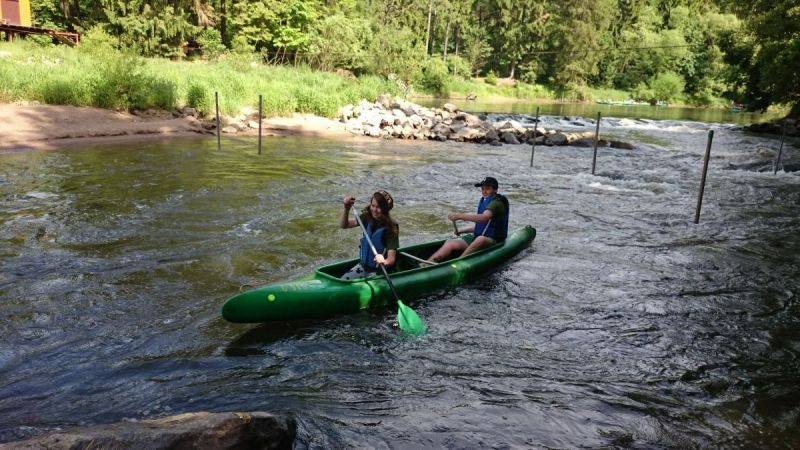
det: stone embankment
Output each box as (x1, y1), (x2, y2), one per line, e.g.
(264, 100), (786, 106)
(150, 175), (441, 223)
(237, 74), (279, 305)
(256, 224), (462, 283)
(338, 94), (635, 149)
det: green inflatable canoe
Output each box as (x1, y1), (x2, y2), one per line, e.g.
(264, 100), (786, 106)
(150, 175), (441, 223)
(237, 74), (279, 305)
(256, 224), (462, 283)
(222, 225), (536, 323)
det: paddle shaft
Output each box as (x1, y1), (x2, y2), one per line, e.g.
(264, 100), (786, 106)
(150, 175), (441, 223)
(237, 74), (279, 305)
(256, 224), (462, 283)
(353, 211), (403, 302)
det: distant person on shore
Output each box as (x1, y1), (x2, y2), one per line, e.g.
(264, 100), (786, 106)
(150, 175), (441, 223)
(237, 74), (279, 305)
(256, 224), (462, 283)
(339, 191), (399, 280)
(425, 177), (509, 264)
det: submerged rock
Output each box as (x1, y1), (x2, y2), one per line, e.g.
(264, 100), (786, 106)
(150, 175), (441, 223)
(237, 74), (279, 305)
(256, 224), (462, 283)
(2, 411), (295, 450)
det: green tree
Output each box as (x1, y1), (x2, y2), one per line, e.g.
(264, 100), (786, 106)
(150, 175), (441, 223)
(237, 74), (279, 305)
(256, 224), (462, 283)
(366, 25), (425, 89)
(650, 70), (685, 102)
(473, 0), (552, 79)
(306, 14), (372, 72)
(724, 0), (800, 116)
(551, 0), (615, 89)
(227, 0), (318, 62)
(100, 0), (198, 57)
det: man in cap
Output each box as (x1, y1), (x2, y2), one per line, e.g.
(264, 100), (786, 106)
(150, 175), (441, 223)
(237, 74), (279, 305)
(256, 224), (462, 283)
(425, 176), (509, 264)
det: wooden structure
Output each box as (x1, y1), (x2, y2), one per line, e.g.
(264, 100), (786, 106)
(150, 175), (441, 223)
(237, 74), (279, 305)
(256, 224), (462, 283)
(1, 0), (31, 27)
(0, 0), (79, 46)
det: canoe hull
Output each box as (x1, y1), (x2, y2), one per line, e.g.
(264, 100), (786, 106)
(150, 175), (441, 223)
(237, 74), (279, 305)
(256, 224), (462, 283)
(222, 225), (536, 323)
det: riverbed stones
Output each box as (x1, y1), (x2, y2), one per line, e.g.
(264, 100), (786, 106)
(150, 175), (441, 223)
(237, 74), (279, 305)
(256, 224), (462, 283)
(338, 95), (635, 149)
(1, 411), (295, 450)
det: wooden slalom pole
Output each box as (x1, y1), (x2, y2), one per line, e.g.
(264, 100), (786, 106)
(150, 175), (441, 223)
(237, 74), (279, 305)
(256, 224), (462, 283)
(258, 94), (263, 155)
(774, 120), (786, 174)
(591, 112), (601, 175)
(215, 91), (221, 151)
(529, 106), (540, 167)
(694, 130), (714, 224)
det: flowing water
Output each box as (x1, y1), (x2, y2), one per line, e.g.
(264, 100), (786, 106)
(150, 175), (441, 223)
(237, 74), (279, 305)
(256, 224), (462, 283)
(1, 112), (799, 448)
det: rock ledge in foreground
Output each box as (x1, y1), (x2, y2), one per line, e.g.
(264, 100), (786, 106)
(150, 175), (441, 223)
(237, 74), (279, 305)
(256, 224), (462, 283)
(1, 411), (294, 450)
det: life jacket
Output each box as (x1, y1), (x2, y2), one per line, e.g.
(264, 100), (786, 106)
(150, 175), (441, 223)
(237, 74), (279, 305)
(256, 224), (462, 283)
(359, 219), (391, 270)
(473, 193), (509, 242)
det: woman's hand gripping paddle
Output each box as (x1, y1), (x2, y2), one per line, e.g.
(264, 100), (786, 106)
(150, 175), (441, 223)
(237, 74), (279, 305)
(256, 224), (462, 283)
(353, 210), (427, 336)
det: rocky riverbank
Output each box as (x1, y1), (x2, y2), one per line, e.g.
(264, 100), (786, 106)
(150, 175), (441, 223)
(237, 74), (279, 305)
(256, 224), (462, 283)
(0, 411), (294, 449)
(337, 94), (635, 149)
(1, 96), (639, 152)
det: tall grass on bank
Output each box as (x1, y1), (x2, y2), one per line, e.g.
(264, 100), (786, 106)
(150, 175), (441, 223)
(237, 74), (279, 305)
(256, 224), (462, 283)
(445, 78), (557, 101)
(0, 41), (400, 118)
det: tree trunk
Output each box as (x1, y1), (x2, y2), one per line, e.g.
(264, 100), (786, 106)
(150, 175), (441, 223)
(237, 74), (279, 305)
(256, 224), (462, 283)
(454, 24), (459, 56)
(425, 0), (433, 55)
(443, 18), (450, 60)
(509, 61), (516, 79)
(220, 0), (228, 47)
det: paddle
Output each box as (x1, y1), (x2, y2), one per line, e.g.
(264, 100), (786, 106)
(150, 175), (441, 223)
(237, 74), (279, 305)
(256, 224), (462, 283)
(353, 210), (427, 336)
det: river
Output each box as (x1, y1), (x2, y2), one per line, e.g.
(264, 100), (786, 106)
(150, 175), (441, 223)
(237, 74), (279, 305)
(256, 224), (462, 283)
(0, 107), (798, 448)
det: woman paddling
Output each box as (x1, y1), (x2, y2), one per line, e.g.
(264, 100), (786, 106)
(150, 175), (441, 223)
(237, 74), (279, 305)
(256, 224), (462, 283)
(339, 190), (399, 280)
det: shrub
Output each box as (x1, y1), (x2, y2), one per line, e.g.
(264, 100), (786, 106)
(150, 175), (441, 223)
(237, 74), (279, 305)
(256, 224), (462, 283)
(293, 85), (340, 117)
(261, 90), (298, 116)
(197, 28), (226, 60)
(79, 26), (117, 55)
(633, 81), (655, 103)
(651, 71), (685, 102)
(446, 55), (472, 79)
(35, 77), (91, 105)
(484, 70), (497, 85)
(89, 52), (148, 109)
(187, 83), (211, 116)
(415, 57), (450, 95)
(130, 76), (177, 110)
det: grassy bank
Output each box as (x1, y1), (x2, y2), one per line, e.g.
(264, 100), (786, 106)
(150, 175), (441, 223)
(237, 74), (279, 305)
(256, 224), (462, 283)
(0, 41), (400, 118)
(0, 40), (741, 119)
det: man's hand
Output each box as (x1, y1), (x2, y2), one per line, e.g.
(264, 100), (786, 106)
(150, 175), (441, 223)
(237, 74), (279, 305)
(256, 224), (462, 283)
(374, 254), (387, 266)
(343, 196), (355, 208)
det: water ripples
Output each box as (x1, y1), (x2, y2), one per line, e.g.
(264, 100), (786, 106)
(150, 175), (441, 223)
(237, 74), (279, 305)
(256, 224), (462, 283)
(0, 120), (799, 447)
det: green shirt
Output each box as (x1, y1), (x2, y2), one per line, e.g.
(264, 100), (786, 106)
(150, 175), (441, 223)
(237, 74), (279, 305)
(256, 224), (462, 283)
(485, 197), (506, 222)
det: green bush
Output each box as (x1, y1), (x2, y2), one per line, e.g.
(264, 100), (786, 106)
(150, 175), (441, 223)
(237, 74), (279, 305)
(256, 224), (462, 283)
(416, 57), (450, 95)
(633, 81), (655, 103)
(261, 90), (298, 116)
(197, 28), (226, 60)
(79, 26), (117, 56)
(293, 86), (340, 117)
(651, 71), (685, 102)
(27, 35), (54, 47)
(130, 76), (177, 110)
(187, 84), (211, 116)
(89, 53), (145, 109)
(446, 55), (472, 79)
(35, 77), (91, 105)
(484, 70), (497, 85)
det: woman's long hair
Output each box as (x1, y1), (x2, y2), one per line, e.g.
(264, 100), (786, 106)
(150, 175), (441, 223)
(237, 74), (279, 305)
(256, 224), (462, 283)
(360, 190), (398, 241)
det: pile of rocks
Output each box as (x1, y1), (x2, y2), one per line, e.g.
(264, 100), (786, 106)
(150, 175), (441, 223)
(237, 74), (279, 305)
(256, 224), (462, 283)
(339, 94), (635, 149)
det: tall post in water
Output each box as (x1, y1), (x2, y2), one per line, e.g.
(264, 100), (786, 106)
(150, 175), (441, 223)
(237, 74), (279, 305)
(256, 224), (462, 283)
(694, 130), (714, 224)
(591, 111), (601, 175)
(774, 120), (787, 174)
(215, 91), (221, 151)
(529, 106), (540, 167)
(258, 94), (263, 155)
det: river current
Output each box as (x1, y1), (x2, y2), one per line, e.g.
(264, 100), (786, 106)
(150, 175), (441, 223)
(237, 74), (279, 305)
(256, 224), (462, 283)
(0, 113), (798, 448)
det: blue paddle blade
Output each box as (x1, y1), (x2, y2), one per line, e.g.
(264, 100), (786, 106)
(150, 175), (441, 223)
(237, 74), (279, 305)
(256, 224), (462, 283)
(397, 300), (427, 336)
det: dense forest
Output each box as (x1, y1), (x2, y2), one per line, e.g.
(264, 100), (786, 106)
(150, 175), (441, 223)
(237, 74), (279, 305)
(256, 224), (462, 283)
(20, 0), (800, 115)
